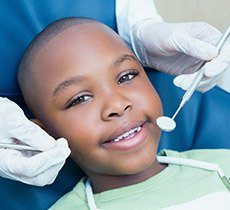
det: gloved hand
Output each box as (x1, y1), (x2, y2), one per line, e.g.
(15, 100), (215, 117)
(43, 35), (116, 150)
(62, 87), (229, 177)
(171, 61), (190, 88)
(0, 97), (71, 186)
(131, 20), (230, 92)
(173, 41), (230, 92)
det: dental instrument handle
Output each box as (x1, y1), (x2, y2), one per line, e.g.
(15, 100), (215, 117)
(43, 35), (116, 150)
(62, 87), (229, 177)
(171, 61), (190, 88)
(172, 106), (182, 120)
(179, 26), (230, 109)
(0, 143), (41, 152)
(179, 68), (204, 108)
(216, 26), (230, 51)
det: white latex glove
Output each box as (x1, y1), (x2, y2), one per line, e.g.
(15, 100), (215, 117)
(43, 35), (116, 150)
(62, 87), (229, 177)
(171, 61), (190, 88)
(116, 0), (230, 92)
(0, 97), (71, 186)
(173, 39), (230, 92)
(131, 20), (230, 92)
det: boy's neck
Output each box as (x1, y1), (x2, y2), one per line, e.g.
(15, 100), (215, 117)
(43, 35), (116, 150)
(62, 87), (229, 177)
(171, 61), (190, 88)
(88, 160), (167, 194)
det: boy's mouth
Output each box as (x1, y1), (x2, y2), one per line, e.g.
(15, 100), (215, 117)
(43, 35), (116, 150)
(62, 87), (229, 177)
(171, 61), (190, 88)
(111, 125), (142, 142)
(102, 122), (148, 151)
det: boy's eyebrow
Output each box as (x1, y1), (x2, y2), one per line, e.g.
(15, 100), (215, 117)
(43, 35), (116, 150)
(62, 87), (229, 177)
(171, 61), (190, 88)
(52, 75), (87, 97)
(52, 54), (138, 97)
(112, 54), (138, 67)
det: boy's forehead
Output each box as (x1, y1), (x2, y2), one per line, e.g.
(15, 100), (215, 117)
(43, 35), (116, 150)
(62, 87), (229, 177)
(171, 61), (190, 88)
(38, 23), (125, 56)
(34, 23), (131, 68)
(32, 23), (134, 96)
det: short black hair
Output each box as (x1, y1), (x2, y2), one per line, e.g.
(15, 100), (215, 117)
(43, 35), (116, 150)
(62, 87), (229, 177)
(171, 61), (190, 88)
(18, 17), (98, 111)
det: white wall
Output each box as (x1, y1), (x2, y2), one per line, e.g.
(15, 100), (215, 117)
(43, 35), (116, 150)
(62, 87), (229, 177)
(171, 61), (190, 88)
(155, 0), (230, 32)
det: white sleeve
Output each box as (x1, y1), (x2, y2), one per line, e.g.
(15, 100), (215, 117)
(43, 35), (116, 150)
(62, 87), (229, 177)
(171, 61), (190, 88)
(115, 0), (163, 46)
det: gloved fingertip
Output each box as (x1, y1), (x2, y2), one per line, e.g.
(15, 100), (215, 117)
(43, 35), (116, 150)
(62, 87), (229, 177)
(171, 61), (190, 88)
(56, 138), (69, 147)
(36, 135), (56, 151)
(174, 74), (195, 90)
(56, 138), (71, 156)
(173, 79), (178, 87)
(204, 62), (228, 77)
(173, 76), (184, 86)
(201, 44), (218, 60)
(183, 37), (218, 60)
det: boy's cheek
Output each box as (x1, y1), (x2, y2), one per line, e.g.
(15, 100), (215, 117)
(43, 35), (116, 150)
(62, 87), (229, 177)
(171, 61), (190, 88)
(134, 85), (162, 117)
(145, 83), (162, 115)
(38, 113), (72, 139)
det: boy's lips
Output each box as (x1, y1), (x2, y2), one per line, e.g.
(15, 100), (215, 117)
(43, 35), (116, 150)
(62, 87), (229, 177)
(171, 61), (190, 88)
(101, 121), (149, 151)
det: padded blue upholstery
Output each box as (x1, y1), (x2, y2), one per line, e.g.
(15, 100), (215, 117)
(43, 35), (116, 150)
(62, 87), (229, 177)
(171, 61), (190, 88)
(0, 1), (229, 209)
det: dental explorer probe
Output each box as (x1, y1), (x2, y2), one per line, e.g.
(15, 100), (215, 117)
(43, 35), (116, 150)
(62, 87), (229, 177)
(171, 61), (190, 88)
(0, 143), (41, 152)
(156, 25), (230, 132)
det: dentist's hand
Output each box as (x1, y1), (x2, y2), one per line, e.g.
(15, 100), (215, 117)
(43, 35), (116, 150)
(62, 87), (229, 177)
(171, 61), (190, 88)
(131, 21), (230, 92)
(0, 97), (71, 186)
(173, 41), (230, 92)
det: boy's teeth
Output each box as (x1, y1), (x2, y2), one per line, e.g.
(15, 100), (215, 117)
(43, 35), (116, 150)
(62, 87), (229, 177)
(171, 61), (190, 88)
(123, 132), (130, 137)
(112, 126), (141, 142)
(114, 136), (122, 142)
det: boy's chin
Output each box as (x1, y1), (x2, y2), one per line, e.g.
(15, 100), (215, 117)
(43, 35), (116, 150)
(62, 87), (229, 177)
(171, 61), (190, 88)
(109, 157), (157, 176)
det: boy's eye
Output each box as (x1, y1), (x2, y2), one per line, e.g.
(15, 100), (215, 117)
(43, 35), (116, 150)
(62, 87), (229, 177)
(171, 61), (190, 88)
(66, 95), (92, 109)
(118, 70), (138, 84)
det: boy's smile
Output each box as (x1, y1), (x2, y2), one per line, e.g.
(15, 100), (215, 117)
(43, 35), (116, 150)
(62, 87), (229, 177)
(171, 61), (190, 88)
(101, 120), (151, 153)
(101, 121), (146, 150)
(31, 22), (164, 192)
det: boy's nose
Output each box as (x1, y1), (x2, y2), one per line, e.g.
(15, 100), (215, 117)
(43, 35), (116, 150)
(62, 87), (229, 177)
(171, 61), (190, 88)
(101, 93), (133, 121)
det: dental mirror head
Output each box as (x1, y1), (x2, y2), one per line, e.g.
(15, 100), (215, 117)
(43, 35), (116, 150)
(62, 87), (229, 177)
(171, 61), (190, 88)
(156, 116), (176, 132)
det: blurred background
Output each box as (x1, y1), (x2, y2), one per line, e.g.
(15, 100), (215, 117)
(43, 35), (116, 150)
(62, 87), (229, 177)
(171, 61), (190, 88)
(155, 0), (230, 31)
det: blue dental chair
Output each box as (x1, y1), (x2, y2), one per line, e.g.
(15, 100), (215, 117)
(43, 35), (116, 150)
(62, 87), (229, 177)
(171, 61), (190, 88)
(0, 1), (229, 209)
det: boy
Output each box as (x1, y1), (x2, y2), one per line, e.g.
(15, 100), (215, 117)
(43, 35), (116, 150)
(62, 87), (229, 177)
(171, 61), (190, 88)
(18, 17), (230, 209)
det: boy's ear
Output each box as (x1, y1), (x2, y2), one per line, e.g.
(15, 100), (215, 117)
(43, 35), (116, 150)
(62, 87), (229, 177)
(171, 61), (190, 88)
(31, 118), (47, 130)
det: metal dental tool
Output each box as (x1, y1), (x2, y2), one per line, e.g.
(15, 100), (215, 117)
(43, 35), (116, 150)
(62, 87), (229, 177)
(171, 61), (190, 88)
(0, 142), (41, 152)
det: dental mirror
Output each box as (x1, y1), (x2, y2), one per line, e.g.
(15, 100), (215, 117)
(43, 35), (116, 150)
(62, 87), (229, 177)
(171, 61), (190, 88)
(156, 116), (176, 132)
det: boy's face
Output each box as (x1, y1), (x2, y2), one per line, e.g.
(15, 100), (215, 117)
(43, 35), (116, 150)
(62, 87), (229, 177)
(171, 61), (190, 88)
(32, 23), (162, 177)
